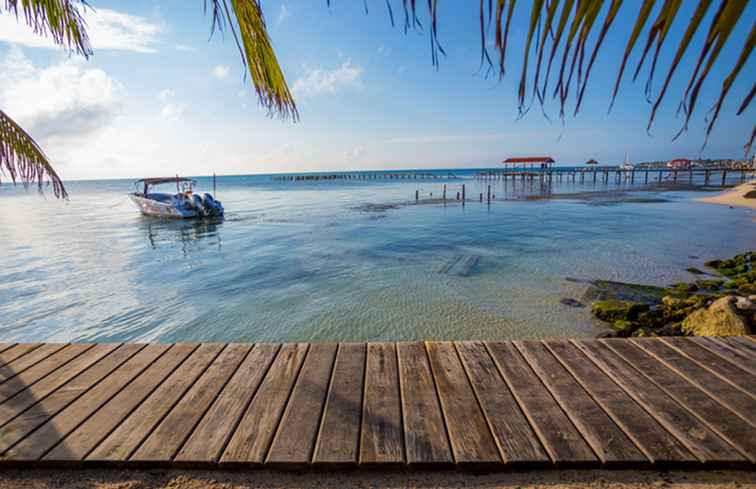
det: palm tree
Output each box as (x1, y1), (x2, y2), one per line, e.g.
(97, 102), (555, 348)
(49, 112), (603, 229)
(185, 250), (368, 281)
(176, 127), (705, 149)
(1, 0), (753, 199)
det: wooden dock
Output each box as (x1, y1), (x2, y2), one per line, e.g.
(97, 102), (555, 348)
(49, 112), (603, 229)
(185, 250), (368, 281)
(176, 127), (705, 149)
(0, 337), (754, 469)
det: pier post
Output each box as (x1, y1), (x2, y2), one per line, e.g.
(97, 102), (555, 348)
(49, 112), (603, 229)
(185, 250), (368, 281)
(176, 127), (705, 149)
(631, 170), (635, 184)
(487, 185), (491, 204)
(645, 171), (649, 184)
(479, 193), (483, 203)
(705, 170), (710, 184)
(673, 170), (678, 183)
(456, 191), (460, 201)
(462, 184), (466, 206)
(658, 170), (662, 182)
(443, 184), (447, 202)
(593, 171), (597, 184)
(415, 190), (419, 202)
(722, 170), (727, 186)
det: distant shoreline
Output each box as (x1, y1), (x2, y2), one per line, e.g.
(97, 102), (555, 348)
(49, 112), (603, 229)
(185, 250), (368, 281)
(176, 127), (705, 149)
(697, 182), (756, 209)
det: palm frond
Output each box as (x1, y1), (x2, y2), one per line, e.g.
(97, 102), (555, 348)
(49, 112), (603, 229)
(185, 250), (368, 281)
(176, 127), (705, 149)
(1, 0), (92, 57)
(208, 0), (298, 120)
(0, 109), (67, 199)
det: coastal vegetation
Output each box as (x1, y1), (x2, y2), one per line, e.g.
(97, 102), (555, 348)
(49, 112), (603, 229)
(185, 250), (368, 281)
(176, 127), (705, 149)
(1, 0), (754, 198)
(589, 251), (755, 337)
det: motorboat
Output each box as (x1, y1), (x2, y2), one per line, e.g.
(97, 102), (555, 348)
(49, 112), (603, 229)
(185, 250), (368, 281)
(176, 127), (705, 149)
(129, 177), (224, 219)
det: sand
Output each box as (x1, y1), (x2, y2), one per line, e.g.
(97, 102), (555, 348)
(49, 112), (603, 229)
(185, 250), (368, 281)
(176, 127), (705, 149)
(0, 468), (754, 489)
(697, 182), (756, 209)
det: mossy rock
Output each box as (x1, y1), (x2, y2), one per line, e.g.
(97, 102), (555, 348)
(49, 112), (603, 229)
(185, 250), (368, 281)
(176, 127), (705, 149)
(724, 280), (738, 289)
(670, 282), (698, 295)
(719, 267), (738, 277)
(704, 259), (722, 269)
(612, 320), (639, 336)
(686, 267), (705, 275)
(695, 279), (724, 290)
(738, 283), (756, 295)
(632, 327), (655, 337)
(592, 300), (649, 322)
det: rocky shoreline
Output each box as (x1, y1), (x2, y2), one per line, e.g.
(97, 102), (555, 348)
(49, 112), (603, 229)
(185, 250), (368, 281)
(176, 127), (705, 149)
(570, 251), (755, 338)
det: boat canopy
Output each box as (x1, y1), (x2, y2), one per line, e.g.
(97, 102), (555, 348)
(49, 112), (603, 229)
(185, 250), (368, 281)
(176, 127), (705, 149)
(134, 177), (196, 186)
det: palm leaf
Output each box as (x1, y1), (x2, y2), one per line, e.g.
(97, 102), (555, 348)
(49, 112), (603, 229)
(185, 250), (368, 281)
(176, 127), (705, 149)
(1, 0), (92, 57)
(209, 0), (298, 120)
(0, 109), (67, 199)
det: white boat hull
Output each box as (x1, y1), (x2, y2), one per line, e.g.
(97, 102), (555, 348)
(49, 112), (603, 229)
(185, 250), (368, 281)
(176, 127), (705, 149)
(129, 194), (199, 219)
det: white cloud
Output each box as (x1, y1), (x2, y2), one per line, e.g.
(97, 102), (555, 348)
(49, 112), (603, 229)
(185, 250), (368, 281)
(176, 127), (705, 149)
(292, 59), (363, 97)
(344, 145), (365, 161)
(158, 89), (175, 102)
(212, 65), (230, 79)
(175, 43), (195, 52)
(277, 4), (289, 25)
(0, 8), (161, 53)
(156, 88), (186, 120)
(0, 47), (121, 142)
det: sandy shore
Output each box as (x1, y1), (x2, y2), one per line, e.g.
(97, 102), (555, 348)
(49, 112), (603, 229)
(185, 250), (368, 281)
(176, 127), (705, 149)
(0, 468), (754, 489)
(697, 182), (756, 209)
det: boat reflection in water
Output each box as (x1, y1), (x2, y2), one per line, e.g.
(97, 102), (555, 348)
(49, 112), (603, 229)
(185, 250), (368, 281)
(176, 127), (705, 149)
(140, 216), (223, 255)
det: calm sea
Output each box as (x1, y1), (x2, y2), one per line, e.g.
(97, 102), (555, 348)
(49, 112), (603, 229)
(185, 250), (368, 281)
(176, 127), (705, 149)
(1, 169), (753, 343)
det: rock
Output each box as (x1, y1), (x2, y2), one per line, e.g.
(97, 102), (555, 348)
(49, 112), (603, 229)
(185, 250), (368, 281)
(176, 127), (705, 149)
(735, 296), (756, 312)
(632, 327), (654, 337)
(592, 300), (649, 322)
(662, 296), (684, 308)
(560, 298), (585, 308)
(596, 330), (618, 339)
(672, 282), (698, 293)
(686, 267), (705, 275)
(704, 259), (722, 269)
(695, 279), (724, 289)
(738, 283), (756, 295)
(612, 320), (639, 335)
(681, 296), (750, 336)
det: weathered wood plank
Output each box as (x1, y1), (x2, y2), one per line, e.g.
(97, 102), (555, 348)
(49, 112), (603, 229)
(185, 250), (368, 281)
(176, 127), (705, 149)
(427, 341), (499, 465)
(312, 343), (366, 466)
(638, 338), (756, 418)
(220, 343), (309, 465)
(605, 339), (756, 463)
(486, 341), (596, 464)
(0, 344), (140, 455)
(396, 342), (452, 465)
(659, 337), (756, 398)
(724, 336), (756, 356)
(516, 341), (644, 465)
(544, 340), (693, 464)
(455, 341), (549, 465)
(0, 344), (67, 384)
(0, 344), (42, 370)
(4, 344), (166, 461)
(0, 344), (92, 404)
(692, 337), (756, 376)
(0, 344), (16, 357)
(87, 343), (224, 462)
(175, 343), (280, 464)
(575, 339), (744, 464)
(0, 344), (120, 428)
(42, 344), (198, 461)
(266, 343), (338, 466)
(131, 344), (250, 462)
(359, 342), (404, 465)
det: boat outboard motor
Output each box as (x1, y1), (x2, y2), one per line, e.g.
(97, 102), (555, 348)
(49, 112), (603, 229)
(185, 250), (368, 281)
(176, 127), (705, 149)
(192, 194), (205, 215)
(203, 193), (224, 217)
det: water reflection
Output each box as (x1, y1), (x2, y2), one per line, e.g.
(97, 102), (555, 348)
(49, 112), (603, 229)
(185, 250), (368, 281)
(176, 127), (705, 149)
(140, 217), (223, 254)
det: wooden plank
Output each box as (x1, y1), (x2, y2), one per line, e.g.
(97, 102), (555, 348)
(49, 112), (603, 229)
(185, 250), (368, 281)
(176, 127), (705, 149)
(396, 342), (452, 465)
(220, 343), (309, 465)
(455, 341), (549, 465)
(266, 343), (338, 466)
(0, 344), (16, 357)
(312, 343), (366, 466)
(0, 344), (140, 455)
(0, 344), (120, 428)
(130, 344), (250, 462)
(0, 344), (67, 384)
(575, 339), (744, 464)
(358, 342), (404, 465)
(544, 340), (693, 464)
(42, 344), (198, 462)
(175, 343), (280, 464)
(87, 343), (224, 462)
(427, 341), (499, 465)
(486, 341), (596, 464)
(0, 344), (93, 404)
(724, 336), (756, 356)
(659, 337), (756, 398)
(692, 337), (756, 376)
(516, 341), (644, 465)
(0, 344), (42, 370)
(631, 338), (756, 427)
(4, 344), (169, 461)
(605, 339), (756, 463)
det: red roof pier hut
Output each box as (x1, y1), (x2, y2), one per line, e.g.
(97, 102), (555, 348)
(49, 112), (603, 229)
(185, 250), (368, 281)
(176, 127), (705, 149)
(502, 156), (555, 178)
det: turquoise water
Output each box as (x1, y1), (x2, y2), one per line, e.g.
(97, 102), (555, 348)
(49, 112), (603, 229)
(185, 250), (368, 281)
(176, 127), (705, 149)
(0, 170), (753, 343)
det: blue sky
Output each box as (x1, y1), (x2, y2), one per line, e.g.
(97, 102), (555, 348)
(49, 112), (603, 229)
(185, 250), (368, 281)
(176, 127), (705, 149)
(0, 1), (753, 179)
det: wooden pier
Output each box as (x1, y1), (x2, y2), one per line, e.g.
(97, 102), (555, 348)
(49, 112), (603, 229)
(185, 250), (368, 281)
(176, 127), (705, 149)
(474, 166), (754, 187)
(273, 172), (458, 182)
(0, 337), (753, 469)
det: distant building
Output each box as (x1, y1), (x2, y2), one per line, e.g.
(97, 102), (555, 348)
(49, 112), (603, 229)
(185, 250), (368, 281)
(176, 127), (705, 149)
(667, 158), (692, 169)
(585, 159), (598, 165)
(503, 156), (555, 171)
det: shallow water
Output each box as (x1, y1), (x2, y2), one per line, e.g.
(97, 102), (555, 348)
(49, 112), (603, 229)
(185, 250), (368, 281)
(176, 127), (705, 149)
(1, 170), (753, 343)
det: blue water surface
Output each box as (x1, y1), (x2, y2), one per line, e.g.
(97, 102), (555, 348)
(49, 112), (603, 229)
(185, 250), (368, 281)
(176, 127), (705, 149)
(0, 169), (753, 342)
